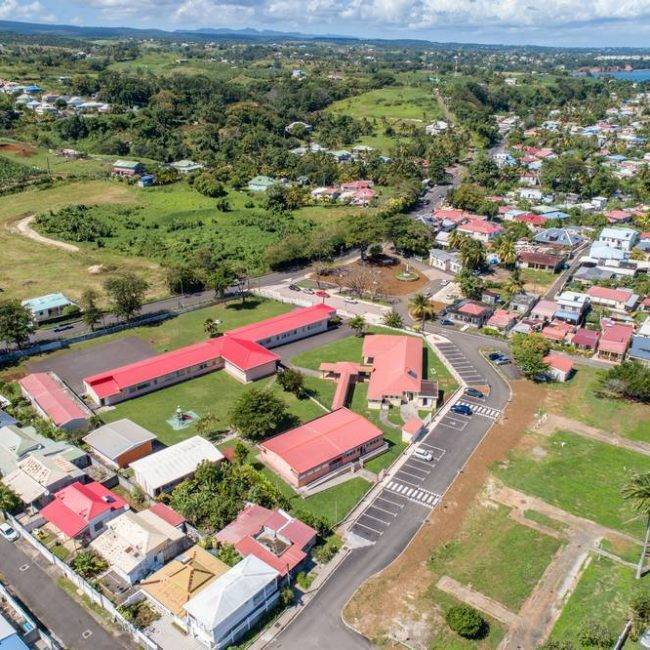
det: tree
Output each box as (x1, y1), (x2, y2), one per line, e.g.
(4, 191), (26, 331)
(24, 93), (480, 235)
(503, 268), (524, 299)
(577, 621), (614, 649)
(629, 591), (650, 641)
(458, 238), (486, 271)
(622, 472), (650, 579)
(195, 411), (225, 441)
(104, 273), (149, 322)
(445, 605), (487, 639)
(215, 542), (242, 567)
(349, 315), (367, 337)
(194, 171), (227, 198)
(0, 483), (21, 514)
(597, 361), (650, 403)
(409, 293), (435, 329)
(497, 239), (517, 268)
(0, 300), (32, 349)
(229, 388), (292, 442)
(203, 318), (220, 338)
(164, 265), (205, 295)
(277, 368), (305, 397)
(457, 269), (485, 300)
(383, 310), (404, 329)
(233, 440), (249, 465)
(511, 333), (550, 378)
(79, 289), (102, 331)
(71, 551), (108, 579)
(211, 264), (237, 298)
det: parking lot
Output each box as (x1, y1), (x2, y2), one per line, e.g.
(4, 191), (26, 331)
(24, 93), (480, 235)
(434, 340), (487, 385)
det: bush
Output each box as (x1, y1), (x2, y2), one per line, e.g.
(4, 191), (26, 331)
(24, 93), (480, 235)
(577, 621), (614, 648)
(445, 604), (488, 639)
(194, 171), (227, 198)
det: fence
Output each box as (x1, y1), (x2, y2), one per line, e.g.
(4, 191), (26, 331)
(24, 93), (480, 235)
(6, 514), (160, 650)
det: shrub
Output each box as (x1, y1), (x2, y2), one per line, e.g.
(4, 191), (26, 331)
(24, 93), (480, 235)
(577, 621), (614, 648)
(445, 604), (488, 639)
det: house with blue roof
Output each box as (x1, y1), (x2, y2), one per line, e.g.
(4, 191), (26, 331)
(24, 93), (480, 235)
(533, 228), (584, 250)
(21, 293), (76, 324)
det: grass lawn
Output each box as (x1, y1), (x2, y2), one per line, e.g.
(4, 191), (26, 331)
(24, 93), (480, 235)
(519, 267), (557, 290)
(549, 556), (641, 647)
(494, 430), (648, 537)
(544, 364), (650, 443)
(427, 502), (562, 611)
(328, 86), (442, 123)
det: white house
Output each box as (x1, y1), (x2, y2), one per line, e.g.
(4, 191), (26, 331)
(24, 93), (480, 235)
(555, 291), (590, 324)
(183, 555), (279, 650)
(598, 227), (639, 252)
(130, 436), (224, 497)
(428, 249), (462, 274)
(21, 292), (76, 323)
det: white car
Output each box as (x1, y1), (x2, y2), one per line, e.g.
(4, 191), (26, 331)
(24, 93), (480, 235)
(413, 448), (434, 462)
(344, 298), (358, 304)
(0, 522), (19, 542)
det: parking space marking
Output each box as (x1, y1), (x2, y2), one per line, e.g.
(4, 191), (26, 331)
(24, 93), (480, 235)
(405, 458), (432, 470)
(355, 520), (384, 535)
(81, 631), (93, 640)
(393, 473), (423, 488)
(456, 401), (501, 420)
(371, 503), (400, 517)
(386, 481), (441, 508)
(376, 494), (406, 508)
(399, 466), (429, 479)
(364, 508), (394, 525)
(18, 564), (30, 572)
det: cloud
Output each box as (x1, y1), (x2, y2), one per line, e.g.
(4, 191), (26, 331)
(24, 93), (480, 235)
(0, 0), (56, 21)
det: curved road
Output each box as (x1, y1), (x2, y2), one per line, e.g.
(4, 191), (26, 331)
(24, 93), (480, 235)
(269, 328), (510, 649)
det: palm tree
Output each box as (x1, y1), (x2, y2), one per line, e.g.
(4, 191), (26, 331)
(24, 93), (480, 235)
(503, 268), (524, 298)
(448, 230), (468, 251)
(459, 239), (486, 271)
(409, 293), (435, 329)
(0, 484), (20, 514)
(71, 551), (108, 579)
(622, 472), (650, 579)
(497, 240), (517, 268)
(203, 318), (220, 338)
(349, 315), (367, 337)
(383, 310), (404, 329)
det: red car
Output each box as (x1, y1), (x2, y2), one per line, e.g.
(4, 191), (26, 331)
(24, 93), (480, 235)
(314, 290), (330, 298)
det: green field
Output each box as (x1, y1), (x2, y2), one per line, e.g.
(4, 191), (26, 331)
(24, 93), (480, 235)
(494, 430), (648, 537)
(519, 267), (558, 289)
(427, 503), (562, 611)
(549, 556), (640, 647)
(545, 365), (650, 443)
(328, 86), (443, 123)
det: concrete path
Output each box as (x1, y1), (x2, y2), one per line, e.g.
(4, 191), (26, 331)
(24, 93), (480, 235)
(535, 413), (650, 456)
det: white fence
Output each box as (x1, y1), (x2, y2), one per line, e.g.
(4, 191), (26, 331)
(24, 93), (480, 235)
(7, 514), (159, 650)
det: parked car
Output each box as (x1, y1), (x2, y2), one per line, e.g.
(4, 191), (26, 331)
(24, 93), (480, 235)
(451, 404), (473, 416)
(53, 324), (74, 333)
(315, 290), (330, 298)
(493, 356), (511, 366)
(440, 319), (453, 326)
(288, 284), (301, 292)
(413, 448), (434, 462)
(0, 522), (19, 542)
(302, 288), (314, 294)
(344, 298), (358, 304)
(465, 388), (484, 399)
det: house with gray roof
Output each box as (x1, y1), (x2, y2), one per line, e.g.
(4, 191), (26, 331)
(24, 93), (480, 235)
(83, 419), (156, 469)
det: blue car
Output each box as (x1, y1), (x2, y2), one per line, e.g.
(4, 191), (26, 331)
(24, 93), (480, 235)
(451, 404), (472, 416)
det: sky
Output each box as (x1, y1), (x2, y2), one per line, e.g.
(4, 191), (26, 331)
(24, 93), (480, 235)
(1, 0), (650, 48)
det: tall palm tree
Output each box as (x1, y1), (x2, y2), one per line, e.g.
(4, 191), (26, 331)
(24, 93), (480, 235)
(622, 472), (650, 579)
(448, 230), (468, 251)
(497, 240), (517, 268)
(349, 315), (367, 337)
(409, 293), (435, 329)
(459, 239), (486, 271)
(0, 484), (20, 514)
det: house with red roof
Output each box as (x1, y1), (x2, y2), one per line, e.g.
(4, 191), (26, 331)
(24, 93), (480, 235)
(541, 321), (574, 343)
(401, 418), (424, 443)
(457, 218), (503, 243)
(19, 372), (92, 432)
(258, 408), (385, 488)
(517, 250), (566, 273)
(448, 301), (494, 327)
(586, 286), (639, 313)
(513, 213), (548, 230)
(571, 328), (600, 351)
(40, 481), (127, 541)
(216, 504), (317, 577)
(84, 304), (336, 406)
(605, 209), (633, 224)
(543, 354), (574, 382)
(485, 309), (517, 332)
(432, 208), (474, 225)
(597, 321), (635, 362)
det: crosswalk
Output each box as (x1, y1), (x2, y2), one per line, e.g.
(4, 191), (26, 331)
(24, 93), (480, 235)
(386, 480), (441, 508)
(456, 400), (501, 420)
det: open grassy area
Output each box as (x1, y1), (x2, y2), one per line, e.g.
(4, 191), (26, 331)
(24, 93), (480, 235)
(519, 267), (557, 289)
(328, 86), (442, 123)
(427, 502), (562, 611)
(544, 364), (650, 443)
(549, 556), (640, 647)
(494, 430), (648, 537)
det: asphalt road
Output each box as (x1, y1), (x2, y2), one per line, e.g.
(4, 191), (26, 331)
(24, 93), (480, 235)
(0, 537), (132, 650)
(269, 330), (510, 649)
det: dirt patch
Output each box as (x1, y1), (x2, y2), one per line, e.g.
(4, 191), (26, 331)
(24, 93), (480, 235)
(0, 142), (36, 157)
(343, 379), (546, 641)
(313, 259), (429, 297)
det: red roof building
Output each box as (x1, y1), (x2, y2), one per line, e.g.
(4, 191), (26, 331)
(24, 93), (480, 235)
(457, 219), (503, 242)
(544, 354), (574, 382)
(571, 328), (600, 350)
(148, 502), (186, 529)
(19, 372), (92, 431)
(517, 250), (566, 272)
(513, 213), (548, 229)
(605, 209), (633, 224)
(449, 301), (493, 327)
(259, 408), (385, 488)
(486, 309), (517, 331)
(586, 286), (638, 312)
(216, 504), (317, 576)
(598, 322), (634, 361)
(41, 481), (127, 540)
(84, 304), (335, 406)
(432, 208), (474, 224)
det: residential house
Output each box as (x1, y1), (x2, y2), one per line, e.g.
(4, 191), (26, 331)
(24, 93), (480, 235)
(112, 160), (144, 177)
(541, 321), (574, 343)
(457, 219), (503, 243)
(481, 290), (500, 306)
(628, 318), (650, 365)
(130, 436), (224, 497)
(328, 150), (352, 163)
(141, 545), (230, 624)
(543, 354), (574, 382)
(447, 301), (494, 327)
(428, 249), (462, 274)
(401, 418), (424, 444)
(216, 504), (317, 577)
(571, 328), (600, 351)
(40, 481), (128, 541)
(259, 408), (385, 489)
(509, 292), (539, 315)
(485, 309), (517, 332)
(586, 286), (639, 313)
(605, 209), (633, 224)
(530, 299), (559, 322)
(425, 121), (449, 135)
(247, 175), (277, 192)
(311, 186), (340, 202)
(598, 227), (639, 251)
(90, 509), (187, 585)
(21, 293), (76, 323)
(597, 321), (634, 362)
(518, 188), (543, 201)
(517, 251), (566, 273)
(554, 291), (590, 325)
(137, 174), (155, 188)
(170, 160), (204, 174)
(19, 372), (92, 432)
(183, 555), (280, 650)
(83, 419), (156, 469)
(533, 228), (585, 250)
